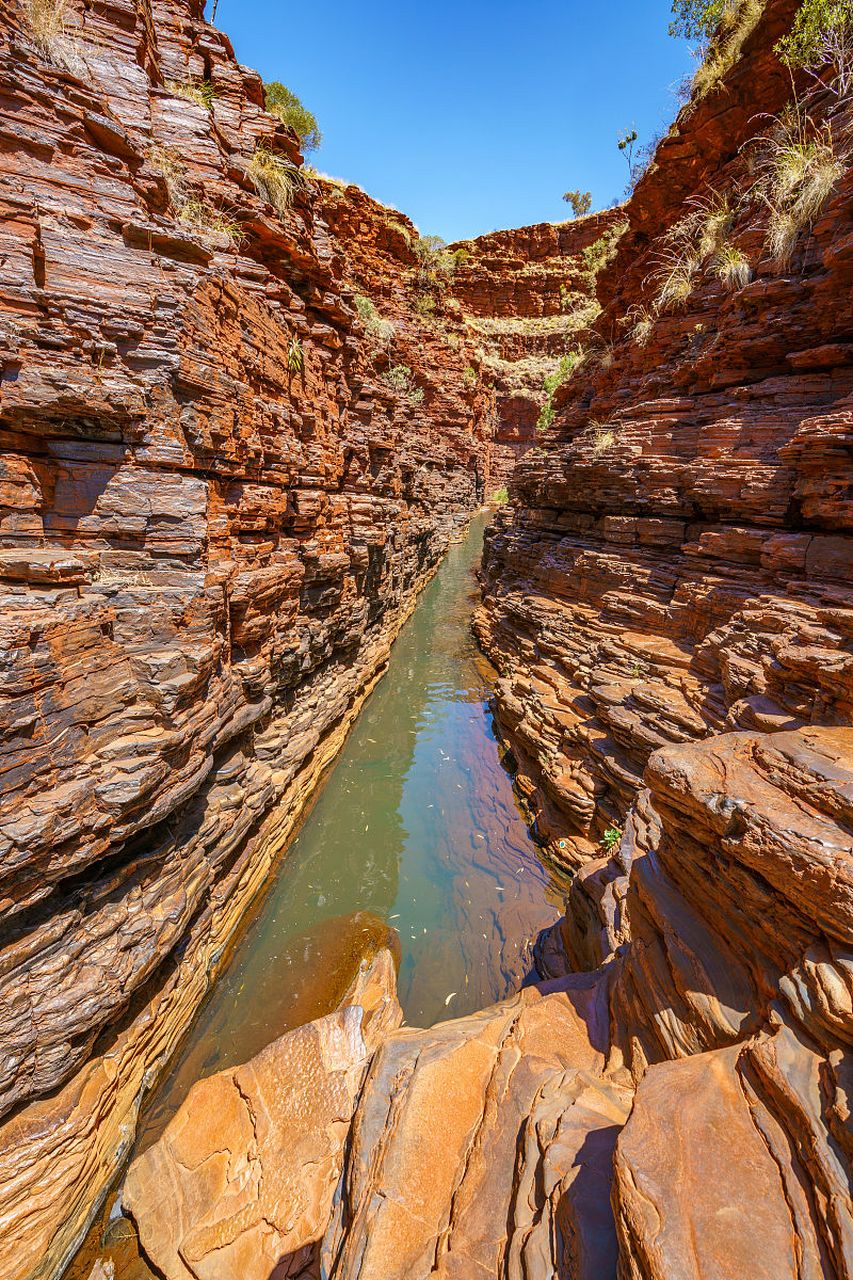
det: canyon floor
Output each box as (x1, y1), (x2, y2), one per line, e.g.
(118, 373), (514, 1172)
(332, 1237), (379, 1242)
(0, 0), (851, 1277)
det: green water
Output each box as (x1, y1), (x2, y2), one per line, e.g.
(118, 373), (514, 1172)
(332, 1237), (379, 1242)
(70, 513), (565, 1277)
(136, 512), (564, 1144)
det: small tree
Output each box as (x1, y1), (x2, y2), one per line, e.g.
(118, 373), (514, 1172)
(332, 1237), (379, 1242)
(264, 82), (322, 152)
(562, 189), (592, 218)
(668, 0), (731, 40)
(775, 0), (853, 94)
(617, 129), (638, 173)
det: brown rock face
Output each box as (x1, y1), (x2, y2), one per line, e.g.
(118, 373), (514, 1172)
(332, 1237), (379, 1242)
(124, 949), (401, 1280)
(0, 0), (498, 1273)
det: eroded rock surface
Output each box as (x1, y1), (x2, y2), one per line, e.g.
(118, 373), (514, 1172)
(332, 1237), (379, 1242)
(124, 949), (401, 1280)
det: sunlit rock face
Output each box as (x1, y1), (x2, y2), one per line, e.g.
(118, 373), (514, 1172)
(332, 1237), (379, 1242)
(0, 0), (503, 1271)
(2, 0), (852, 1275)
(123, 948), (401, 1280)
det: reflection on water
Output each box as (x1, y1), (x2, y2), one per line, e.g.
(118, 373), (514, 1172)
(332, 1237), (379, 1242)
(68, 512), (566, 1278)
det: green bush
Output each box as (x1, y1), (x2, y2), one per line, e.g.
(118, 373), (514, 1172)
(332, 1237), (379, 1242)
(382, 364), (423, 404)
(536, 401), (555, 433)
(580, 220), (628, 285)
(563, 188), (592, 217)
(413, 234), (457, 283)
(775, 0), (852, 91)
(669, 0), (733, 39)
(354, 294), (396, 346)
(599, 825), (622, 852)
(491, 486), (509, 505)
(264, 82), (322, 152)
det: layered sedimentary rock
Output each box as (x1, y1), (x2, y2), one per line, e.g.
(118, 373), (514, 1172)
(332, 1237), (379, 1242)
(448, 213), (622, 489)
(0, 0), (497, 1274)
(475, 0), (852, 876)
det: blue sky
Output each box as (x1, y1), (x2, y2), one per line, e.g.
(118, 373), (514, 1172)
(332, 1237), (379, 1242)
(212, 0), (696, 242)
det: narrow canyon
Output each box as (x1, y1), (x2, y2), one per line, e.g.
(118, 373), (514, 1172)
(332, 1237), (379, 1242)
(0, 1), (851, 1279)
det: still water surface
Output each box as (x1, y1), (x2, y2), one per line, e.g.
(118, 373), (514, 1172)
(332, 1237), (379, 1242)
(70, 511), (565, 1276)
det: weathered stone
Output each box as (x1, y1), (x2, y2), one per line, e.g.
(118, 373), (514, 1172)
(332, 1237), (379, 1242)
(124, 949), (401, 1280)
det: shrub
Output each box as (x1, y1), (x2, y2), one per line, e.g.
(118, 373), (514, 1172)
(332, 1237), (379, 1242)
(264, 82), (322, 152)
(247, 143), (303, 216)
(491, 486), (509, 505)
(414, 294), (437, 318)
(413, 234), (457, 283)
(617, 129), (638, 174)
(167, 78), (215, 110)
(599, 825), (622, 852)
(382, 364), (423, 404)
(462, 365), (477, 389)
(354, 294), (396, 347)
(713, 241), (751, 289)
(563, 189), (592, 217)
(669, 0), (735, 40)
(536, 401), (556, 433)
(775, 0), (853, 95)
(579, 219), (629, 285)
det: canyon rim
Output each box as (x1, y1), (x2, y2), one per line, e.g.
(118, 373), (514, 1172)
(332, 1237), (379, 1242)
(0, 0), (851, 1279)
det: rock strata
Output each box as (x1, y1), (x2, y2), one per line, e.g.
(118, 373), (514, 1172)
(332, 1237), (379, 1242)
(0, 0), (494, 1272)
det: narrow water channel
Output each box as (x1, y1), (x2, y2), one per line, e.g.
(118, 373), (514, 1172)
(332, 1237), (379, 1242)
(69, 511), (566, 1278)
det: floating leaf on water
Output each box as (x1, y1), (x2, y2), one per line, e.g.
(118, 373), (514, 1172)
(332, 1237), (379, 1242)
(445, 992), (457, 1006)
(389, 913), (400, 920)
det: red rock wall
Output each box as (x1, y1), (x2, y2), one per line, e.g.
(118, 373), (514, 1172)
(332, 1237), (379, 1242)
(474, 2), (853, 1274)
(0, 1), (495, 1274)
(448, 211), (622, 491)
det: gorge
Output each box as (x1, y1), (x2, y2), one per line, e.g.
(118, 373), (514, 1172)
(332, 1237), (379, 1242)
(0, 0), (851, 1278)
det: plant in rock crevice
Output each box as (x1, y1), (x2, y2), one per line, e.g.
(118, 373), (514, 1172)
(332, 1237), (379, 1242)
(25, 0), (86, 73)
(382, 364), (424, 406)
(599, 825), (623, 852)
(247, 143), (304, 216)
(354, 294), (396, 348)
(167, 78), (216, 110)
(775, 0), (853, 97)
(288, 336), (304, 375)
(753, 109), (847, 266)
(264, 82), (322, 152)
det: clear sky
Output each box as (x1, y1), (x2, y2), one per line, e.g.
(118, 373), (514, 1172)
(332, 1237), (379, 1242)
(210, 0), (696, 243)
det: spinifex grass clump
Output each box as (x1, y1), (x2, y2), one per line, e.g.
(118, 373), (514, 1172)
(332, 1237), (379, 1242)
(713, 241), (752, 289)
(756, 116), (846, 265)
(178, 199), (245, 247)
(25, 0), (86, 72)
(167, 78), (216, 110)
(247, 144), (304, 216)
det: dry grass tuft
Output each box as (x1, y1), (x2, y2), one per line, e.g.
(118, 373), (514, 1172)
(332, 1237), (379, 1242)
(247, 144), (304, 216)
(178, 199), (246, 247)
(713, 241), (752, 290)
(25, 0), (86, 73)
(166, 78), (215, 111)
(756, 115), (846, 265)
(690, 0), (765, 102)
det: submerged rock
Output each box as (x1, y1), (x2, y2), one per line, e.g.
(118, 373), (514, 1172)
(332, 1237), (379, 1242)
(124, 950), (401, 1280)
